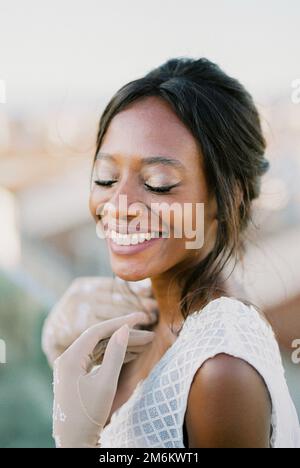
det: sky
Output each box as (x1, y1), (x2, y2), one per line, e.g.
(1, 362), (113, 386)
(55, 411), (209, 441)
(0, 0), (299, 112)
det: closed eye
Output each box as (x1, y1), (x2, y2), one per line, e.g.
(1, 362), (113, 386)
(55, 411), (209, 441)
(144, 183), (179, 193)
(94, 180), (117, 187)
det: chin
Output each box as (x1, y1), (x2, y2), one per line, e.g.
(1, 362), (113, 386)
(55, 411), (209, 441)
(111, 265), (150, 283)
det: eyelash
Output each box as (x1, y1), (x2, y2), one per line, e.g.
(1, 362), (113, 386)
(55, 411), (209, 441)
(94, 180), (116, 187)
(94, 180), (176, 194)
(144, 183), (175, 193)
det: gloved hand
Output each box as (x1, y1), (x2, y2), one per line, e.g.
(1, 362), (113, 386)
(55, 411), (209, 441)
(52, 311), (155, 448)
(42, 276), (157, 367)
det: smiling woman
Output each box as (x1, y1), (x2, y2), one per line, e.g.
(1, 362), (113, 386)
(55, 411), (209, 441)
(52, 56), (300, 448)
(89, 96), (218, 286)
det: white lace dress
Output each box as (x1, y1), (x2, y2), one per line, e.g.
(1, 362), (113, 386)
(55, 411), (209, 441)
(99, 296), (300, 448)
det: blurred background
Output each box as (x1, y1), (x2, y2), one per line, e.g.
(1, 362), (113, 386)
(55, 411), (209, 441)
(0, 0), (299, 447)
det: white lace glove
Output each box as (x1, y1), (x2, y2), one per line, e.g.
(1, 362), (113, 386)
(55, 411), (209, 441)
(52, 312), (154, 448)
(42, 276), (156, 367)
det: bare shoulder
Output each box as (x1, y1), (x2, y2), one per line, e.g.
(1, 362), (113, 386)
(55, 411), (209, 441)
(185, 353), (272, 448)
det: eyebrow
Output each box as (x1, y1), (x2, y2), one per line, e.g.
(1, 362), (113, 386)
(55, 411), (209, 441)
(96, 152), (185, 170)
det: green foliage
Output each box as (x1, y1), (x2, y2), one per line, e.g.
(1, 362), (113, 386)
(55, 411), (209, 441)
(0, 274), (54, 448)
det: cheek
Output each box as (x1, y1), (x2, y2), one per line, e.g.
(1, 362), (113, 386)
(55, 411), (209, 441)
(89, 189), (102, 222)
(174, 195), (208, 238)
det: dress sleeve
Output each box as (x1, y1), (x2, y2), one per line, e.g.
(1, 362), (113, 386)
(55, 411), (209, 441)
(179, 297), (300, 448)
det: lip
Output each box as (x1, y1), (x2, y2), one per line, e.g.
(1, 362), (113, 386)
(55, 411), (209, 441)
(107, 235), (165, 255)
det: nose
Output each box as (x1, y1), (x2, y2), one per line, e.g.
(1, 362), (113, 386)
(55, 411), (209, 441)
(101, 176), (146, 231)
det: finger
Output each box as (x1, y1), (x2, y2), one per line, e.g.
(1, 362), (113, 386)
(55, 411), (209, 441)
(126, 329), (155, 346)
(93, 304), (157, 323)
(124, 352), (138, 363)
(127, 343), (153, 353)
(141, 298), (159, 315)
(65, 312), (152, 358)
(91, 292), (152, 312)
(99, 324), (130, 390)
(91, 328), (154, 360)
(82, 291), (134, 307)
(91, 338), (153, 367)
(126, 278), (152, 297)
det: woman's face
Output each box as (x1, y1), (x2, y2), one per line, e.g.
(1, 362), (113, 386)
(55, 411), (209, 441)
(90, 96), (218, 282)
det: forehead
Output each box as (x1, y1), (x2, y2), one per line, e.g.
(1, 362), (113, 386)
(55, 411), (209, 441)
(99, 96), (201, 166)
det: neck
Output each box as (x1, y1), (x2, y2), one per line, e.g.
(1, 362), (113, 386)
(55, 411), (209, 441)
(151, 275), (182, 330)
(150, 270), (225, 334)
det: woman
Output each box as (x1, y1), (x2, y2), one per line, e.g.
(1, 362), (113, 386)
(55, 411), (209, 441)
(50, 57), (300, 448)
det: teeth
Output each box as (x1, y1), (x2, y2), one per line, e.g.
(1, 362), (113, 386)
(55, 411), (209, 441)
(131, 234), (139, 245)
(107, 230), (165, 246)
(138, 234), (146, 243)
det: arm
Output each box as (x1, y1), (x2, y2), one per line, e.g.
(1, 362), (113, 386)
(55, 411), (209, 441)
(185, 353), (272, 448)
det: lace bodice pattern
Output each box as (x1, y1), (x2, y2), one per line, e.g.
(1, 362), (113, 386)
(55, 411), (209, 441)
(99, 297), (300, 448)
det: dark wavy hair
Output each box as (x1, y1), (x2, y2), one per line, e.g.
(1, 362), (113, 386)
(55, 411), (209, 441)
(91, 56), (270, 327)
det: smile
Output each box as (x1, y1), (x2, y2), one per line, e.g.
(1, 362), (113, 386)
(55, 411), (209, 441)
(106, 229), (168, 245)
(106, 229), (168, 255)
